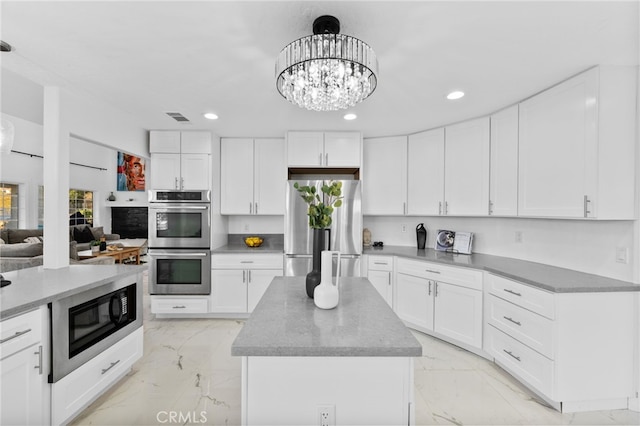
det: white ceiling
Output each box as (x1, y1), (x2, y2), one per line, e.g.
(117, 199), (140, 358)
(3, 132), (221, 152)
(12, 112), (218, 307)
(1, 1), (638, 139)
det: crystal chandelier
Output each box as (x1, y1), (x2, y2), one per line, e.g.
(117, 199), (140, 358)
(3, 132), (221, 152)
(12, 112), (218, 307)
(275, 15), (378, 111)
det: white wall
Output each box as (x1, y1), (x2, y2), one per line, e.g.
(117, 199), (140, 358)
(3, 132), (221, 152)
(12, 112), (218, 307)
(364, 215), (636, 282)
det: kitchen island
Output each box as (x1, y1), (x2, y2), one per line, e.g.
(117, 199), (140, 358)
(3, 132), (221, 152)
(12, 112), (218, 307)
(232, 276), (422, 425)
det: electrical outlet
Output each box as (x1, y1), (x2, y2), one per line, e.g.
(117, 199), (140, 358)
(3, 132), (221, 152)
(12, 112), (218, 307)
(615, 247), (629, 264)
(401, 224), (407, 233)
(515, 231), (523, 243)
(317, 405), (335, 426)
(244, 223), (249, 231)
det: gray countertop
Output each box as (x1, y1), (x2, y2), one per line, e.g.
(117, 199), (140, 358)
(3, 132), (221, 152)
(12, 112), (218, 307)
(212, 233), (284, 254)
(0, 264), (147, 319)
(364, 246), (639, 293)
(231, 276), (423, 357)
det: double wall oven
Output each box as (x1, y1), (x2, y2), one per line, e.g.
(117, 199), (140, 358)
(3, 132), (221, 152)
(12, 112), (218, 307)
(148, 190), (211, 295)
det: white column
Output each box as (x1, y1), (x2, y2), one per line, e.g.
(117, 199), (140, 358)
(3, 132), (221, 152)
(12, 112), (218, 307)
(43, 86), (70, 269)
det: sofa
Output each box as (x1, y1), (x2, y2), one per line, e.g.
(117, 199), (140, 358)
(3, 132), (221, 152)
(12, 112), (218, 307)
(0, 228), (117, 272)
(69, 225), (120, 251)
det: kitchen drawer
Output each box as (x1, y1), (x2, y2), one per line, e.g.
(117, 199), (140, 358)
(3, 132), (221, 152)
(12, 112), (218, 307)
(368, 255), (393, 271)
(212, 253), (283, 269)
(52, 327), (143, 425)
(486, 294), (554, 359)
(396, 258), (482, 291)
(151, 296), (209, 314)
(486, 324), (554, 398)
(487, 274), (555, 319)
(0, 308), (43, 360)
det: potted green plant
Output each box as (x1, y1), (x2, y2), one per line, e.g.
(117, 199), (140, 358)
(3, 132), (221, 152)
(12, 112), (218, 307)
(293, 181), (343, 298)
(90, 240), (101, 254)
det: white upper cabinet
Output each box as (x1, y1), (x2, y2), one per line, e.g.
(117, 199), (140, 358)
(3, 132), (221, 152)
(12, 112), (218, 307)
(407, 128), (445, 216)
(221, 138), (285, 215)
(444, 117), (491, 216)
(489, 105), (519, 216)
(149, 131), (212, 190)
(518, 66), (637, 219)
(287, 131), (361, 168)
(363, 136), (407, 215)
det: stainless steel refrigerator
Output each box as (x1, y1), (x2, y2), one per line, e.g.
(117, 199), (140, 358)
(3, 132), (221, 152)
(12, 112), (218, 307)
(285, 180), (362, 277)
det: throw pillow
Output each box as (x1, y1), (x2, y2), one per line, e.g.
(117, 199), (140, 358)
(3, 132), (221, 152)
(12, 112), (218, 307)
(90, 226), (105, 241)
(23, 236), (44, 244)
(73, 226), (95, 243)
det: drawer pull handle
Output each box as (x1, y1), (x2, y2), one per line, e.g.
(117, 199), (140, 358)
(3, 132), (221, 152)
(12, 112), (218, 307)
(172, 305), (186, 309)
(428, 281), (432, 296)
(503, 349), (521, 362)
(503, 289), (521, 297)
(34, 345), (43, 375)
(0, 328), (32, 344)
(240, 261), (254, 264)
(425, 269), (441, 274)
(101, 360), (120, 375)
(373, 262), (388, 265)
(503, 316), (521, 326)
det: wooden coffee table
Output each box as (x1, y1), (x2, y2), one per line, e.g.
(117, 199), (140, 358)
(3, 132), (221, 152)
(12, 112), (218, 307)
(78, 245), (142, 264)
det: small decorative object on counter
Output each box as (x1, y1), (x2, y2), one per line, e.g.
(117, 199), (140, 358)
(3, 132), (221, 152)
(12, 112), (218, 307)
(107, 192), (116, 201)
(91, 240), (100, 253)
(314, 251), (341, 310)
(416, 223), (427, 249)
(244, 236), (264, 247)
(363, 228), (371, 247)
(99, 236), (107, 252)
(435, 230), (455, 251)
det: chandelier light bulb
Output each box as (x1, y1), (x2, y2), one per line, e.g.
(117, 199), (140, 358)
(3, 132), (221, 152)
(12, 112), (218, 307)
(447, 91), (465, 100)
(275, 15), (378, 112)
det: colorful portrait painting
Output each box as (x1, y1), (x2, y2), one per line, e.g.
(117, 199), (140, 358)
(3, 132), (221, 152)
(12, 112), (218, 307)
(117, 152), (146, 191)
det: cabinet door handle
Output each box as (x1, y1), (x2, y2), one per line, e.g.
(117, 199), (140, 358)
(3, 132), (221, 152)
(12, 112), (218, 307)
(181, 177), (184, 189)
(438, 202), (442, 215)
(249, 203), (252, 214)
(255, 203), (258, 214)
(503, 349), (521, 362)
(503, 288), (522, 297)
(248, 270), (252, 283)
(428, 281), (432, 296)
(403, 202), (407, 215)
(240, 261), (254, 264)
(0, 328), (32, 344)
(174, 177), (178, 189)
(435, 282), (439, 297)
(584, 195), (591, 218)
(373, 262), (388, 265)
(425, 269), (441, 274)
(101, 360), (120, 375)
(243, 270), (246, 283)
(325, 153), (328, 166)
(319, 153), (323, 166)
(172, 305), (186, 309)
(388, 272), (391, 286)
(445, 201), (449, 215)
(34, 345), (43, 375)
(489, 200), (494, 215)
(503, 316), (521, 326)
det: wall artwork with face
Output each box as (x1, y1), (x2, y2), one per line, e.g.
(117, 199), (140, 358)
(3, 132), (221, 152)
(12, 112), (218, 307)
(117, 151), (146, 191)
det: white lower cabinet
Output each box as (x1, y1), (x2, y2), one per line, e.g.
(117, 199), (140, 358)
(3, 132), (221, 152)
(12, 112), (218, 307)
(365, 255), (394, 306)
(52, 327), (143, 425)
(0, 307), (49, 426)
(151, 296), (209, 314)
(484, 274), (636, 412)
(395, 258), (483, 350)
(211, 254), (283, 314)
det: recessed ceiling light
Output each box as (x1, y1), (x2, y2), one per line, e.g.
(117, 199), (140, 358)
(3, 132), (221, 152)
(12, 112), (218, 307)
(203, 112), (218, 120)
(446, 91), (465, 100)
(343, 113), (357, 121)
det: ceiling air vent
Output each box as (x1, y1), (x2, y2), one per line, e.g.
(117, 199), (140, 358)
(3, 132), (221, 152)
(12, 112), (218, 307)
(165, 112), (190, 123)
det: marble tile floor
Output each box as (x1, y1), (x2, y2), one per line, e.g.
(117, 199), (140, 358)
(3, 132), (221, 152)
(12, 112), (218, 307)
(71, 274), (639, 426)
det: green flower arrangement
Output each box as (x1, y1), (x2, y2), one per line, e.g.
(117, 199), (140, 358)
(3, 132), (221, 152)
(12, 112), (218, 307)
(294, 181), (343, 229)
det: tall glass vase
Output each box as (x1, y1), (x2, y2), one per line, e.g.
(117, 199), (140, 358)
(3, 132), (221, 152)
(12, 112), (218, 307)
(306, 228), (330, 298)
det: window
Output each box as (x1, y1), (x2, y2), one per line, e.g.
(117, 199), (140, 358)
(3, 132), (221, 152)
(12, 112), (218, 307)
(0, 183), (19, 229)
(69, 189), (93, 226)
(38, 186), (44, 229)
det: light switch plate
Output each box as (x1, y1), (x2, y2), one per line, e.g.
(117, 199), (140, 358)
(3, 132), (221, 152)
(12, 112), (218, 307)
(615, 247), (628, 264)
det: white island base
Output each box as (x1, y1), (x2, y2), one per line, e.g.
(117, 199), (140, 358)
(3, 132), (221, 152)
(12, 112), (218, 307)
(241, 356), (414, 425)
